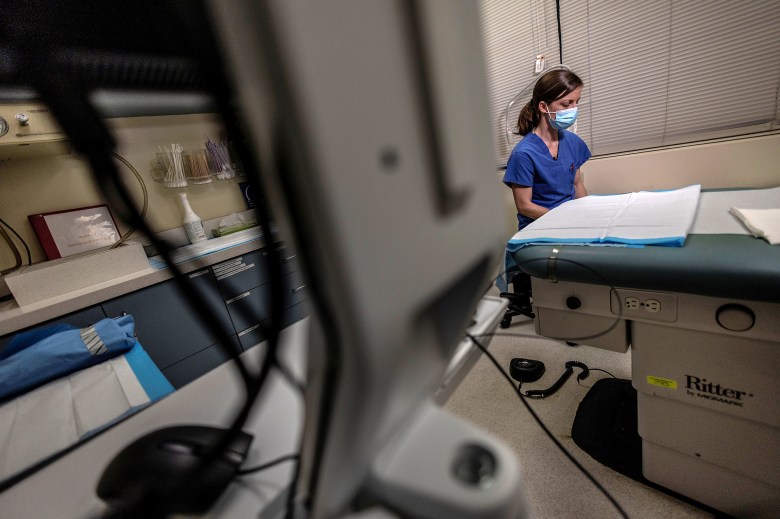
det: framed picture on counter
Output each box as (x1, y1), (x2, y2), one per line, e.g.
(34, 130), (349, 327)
(29, 204), (121, 260)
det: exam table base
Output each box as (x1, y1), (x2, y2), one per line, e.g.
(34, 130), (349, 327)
(633, 323), (780, 518)
(530, 278), (780, 518)
(640, 399), (779, 518)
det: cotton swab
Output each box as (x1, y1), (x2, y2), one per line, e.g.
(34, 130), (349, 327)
(158, 143), (187, 188)
(205, 137), (236, 180)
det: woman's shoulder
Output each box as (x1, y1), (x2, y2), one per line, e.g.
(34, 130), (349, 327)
(560, 129), (587, 145)
(559, 130), (592, 162)
(506, 134), (543, 174)
(511, 133), (543, 155)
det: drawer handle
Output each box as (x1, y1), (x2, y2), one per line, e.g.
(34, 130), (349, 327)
(189, 270), (209, 279)
(292, 285), (306, 294)
(238, 323), (262, 337)
(283, 255), (296, 263)
(225, 291), (251, 304)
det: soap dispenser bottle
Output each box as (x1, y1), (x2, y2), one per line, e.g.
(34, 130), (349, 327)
(178, 192), (207, 244)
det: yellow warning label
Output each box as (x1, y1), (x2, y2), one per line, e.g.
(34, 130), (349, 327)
(647, 376), (677, 389)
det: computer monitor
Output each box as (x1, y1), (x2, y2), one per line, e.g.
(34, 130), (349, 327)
(0, 1), (527, 516)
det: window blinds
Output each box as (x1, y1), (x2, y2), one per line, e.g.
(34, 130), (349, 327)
(479, 0), (560, 165)
(559, 0), (780, 156)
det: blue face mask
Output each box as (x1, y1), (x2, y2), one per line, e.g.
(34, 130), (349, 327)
(544, 106), (578, 131)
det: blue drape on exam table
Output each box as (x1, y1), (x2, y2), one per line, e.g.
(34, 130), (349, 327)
(0, 315), (137, 401)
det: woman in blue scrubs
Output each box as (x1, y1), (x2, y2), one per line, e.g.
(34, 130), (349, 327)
(500, 69), (591, 325)
(504, 69), (591, 231)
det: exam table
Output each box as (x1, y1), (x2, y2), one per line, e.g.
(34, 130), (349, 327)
(511, 233), (780, 517)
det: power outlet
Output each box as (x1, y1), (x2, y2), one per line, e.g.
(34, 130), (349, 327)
(610, 289), (677, 322)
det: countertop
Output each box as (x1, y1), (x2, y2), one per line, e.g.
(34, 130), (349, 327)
(0, 238), (267, 337)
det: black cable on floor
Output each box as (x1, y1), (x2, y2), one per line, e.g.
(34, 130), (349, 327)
(466, 333), (630, 519)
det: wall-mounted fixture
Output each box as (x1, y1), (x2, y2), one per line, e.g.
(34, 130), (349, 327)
(0, 103), (71, 162)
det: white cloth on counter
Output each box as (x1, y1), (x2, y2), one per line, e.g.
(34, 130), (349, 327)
(730, 207), (780, 245)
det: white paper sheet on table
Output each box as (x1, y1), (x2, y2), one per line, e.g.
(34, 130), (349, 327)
(507, 184), (701, 251)
(497, 185), (701, 291)
(690, 186), (780, 235)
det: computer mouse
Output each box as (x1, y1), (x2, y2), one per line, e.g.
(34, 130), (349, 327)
(96, 425), (253, 515)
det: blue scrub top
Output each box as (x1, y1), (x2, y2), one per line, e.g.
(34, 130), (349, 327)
(503, 130), (591, 230)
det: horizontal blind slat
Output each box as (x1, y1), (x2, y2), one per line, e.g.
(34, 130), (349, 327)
(558, 0), (780, 155)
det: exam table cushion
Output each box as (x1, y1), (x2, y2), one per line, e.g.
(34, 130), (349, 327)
(511, 234), (780, 302)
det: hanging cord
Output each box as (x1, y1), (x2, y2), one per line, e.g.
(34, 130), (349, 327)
(556, 0), (563, 63)
(0, 223), (22, 275)
(0, 218), (32, 268)
(109, 152), (149, 249)
(91, 127), (283, 517)
(96, 8), (287, 517)
(467, 334), (630, 519)
(491, 255), (626, 343)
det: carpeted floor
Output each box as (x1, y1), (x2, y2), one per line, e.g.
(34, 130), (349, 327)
(444, 291), (716, 519)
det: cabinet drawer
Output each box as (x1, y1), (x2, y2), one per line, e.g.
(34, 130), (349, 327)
(279, 248), (300, 275)
(261, 245), (300, 275)
(101, 269), (234, 370)
(237, 322), (266, 351)
(284, 271), (307, 307)
(226, 272), (308, 334)
(238, 301), (309, 352)
(213, 247), (301, 301)
(283, 301), (309, 328)
(162, 336), (240, 389)
(225, 284), (271, 333)
(213, 249), (268, 300)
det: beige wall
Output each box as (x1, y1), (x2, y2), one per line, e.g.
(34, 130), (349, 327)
(584, 133), (780, 195)
(502, 132), (780, 238)
(0, 114), (248, 269)
(4, 114), (779, 269)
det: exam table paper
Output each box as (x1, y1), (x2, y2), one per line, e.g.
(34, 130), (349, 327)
(730, 207), (780, 245)
(690, 186), (780, 235)
(507, 184), (701, 249)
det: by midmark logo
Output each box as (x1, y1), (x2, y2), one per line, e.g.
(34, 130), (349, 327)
(685, 375), (754, 408)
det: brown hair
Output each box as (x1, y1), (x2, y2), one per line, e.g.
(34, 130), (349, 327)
(515, 69), (583, 136)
